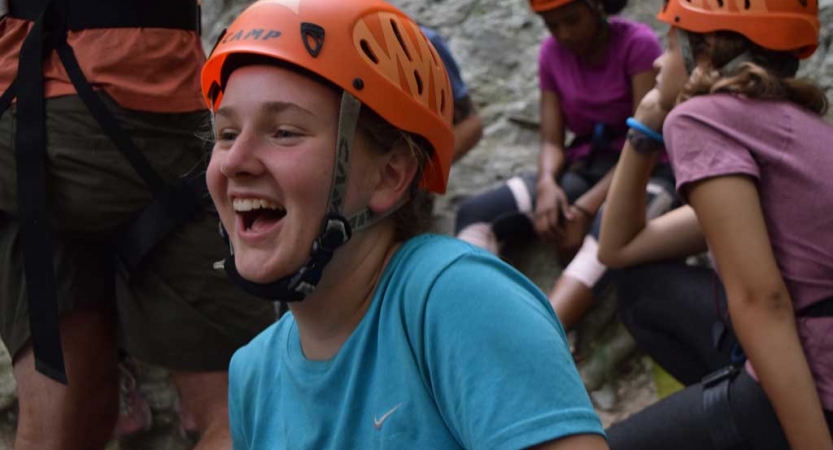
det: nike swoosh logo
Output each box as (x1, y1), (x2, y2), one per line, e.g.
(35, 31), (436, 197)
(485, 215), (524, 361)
(373, 403), (403, 430)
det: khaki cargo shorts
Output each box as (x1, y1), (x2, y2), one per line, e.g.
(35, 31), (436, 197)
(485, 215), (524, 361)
(0, 94), (276, 371)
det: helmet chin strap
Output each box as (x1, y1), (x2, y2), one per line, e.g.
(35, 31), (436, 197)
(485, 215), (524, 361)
(678, 28), (697, 76)
(215, 92), (406, 302)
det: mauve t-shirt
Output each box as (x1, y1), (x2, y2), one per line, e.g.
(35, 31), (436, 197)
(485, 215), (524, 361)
(665, 93), (833, 410)
(538, 18), (661, 162)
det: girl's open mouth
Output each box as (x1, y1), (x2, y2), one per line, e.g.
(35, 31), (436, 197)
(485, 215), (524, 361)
(233, 198), (287, 234)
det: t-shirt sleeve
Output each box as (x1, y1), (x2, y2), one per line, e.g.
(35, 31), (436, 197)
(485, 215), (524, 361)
(624, 25), (662, 76)
(422, 252), (604, 450)
(664, 97), (761, 195)
(228, 350), (250, 450)
(428, 32), (469, 101)
(538, 37), (559, 93)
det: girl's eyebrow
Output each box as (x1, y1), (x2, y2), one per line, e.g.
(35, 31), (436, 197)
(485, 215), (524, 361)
(215, 101), (316, 120)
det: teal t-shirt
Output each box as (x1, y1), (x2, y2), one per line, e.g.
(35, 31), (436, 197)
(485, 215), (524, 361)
(229, 234), (603, 449)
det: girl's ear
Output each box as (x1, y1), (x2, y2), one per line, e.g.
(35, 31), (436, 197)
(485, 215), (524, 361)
(367, 141), (419, 214)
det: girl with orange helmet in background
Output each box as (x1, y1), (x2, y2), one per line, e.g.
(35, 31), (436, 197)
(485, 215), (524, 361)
(596, 0), (833, 448)
(202, 1), (609, 448)
(454, 0), (676, 332)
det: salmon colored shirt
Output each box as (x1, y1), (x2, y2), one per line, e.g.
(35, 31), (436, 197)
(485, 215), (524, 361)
(0, 17), (206, 113)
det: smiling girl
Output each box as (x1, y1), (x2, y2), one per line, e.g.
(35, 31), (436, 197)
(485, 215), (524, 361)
(201, 1), (609, 449)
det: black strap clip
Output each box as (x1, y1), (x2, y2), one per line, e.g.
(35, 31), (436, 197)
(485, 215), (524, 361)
(288, 214), (352, 297)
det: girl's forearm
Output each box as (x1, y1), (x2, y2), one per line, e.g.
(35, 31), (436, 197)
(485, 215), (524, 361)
(598, 144), (657, 261)
(538, 142), (565, 185)
(730, 291), (833, 450)
(574, 168), (614, 213)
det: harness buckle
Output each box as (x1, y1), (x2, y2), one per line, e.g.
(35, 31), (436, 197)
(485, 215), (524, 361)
(702, 365), (739, 388)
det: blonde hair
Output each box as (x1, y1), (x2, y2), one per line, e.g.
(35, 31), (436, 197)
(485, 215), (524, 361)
(357, 107), (435, 242)
(678, 31), (828, 116)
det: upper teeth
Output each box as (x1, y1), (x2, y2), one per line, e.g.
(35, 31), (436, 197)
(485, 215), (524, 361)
(232, 198), (283, 212)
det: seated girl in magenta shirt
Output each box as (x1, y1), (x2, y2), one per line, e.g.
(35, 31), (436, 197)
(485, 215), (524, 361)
(454, 0), (673, 330)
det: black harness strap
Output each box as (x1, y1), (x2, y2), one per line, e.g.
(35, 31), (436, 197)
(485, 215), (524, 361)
(2, 0), (204, 384)
(115, 163), (211, 273)
(14, 5), (67, 383)
(701, 366), (745, 450)
(798, 296), (833, 318)
(0, 79), (16, 119)
(54, 35), (211, 272)
(10, 0), (199, 31)
(54, 47), (170, 197)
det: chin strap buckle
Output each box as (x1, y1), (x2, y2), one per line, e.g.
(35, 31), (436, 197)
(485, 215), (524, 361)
(287, 213), (352, 297)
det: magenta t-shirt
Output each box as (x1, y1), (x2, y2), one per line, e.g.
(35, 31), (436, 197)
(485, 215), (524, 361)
(538, 18), (662, 162)
(665, 93), (833, 411)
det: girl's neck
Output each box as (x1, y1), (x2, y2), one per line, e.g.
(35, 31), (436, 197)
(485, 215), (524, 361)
(288, 224), (400, 361)
(582, 21), (611, 66)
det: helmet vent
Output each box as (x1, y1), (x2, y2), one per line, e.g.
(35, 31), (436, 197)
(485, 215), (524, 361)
(440, 89), (446, 113)
(390, 19), (413, 62)
(360, 39), (379, 64)
(413, 70), (424, 95)
(428, 45), (440, 66)
(743, 0), (751, 9)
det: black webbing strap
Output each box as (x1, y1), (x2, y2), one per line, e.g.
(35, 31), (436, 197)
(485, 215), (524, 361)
(10, 0), (206, 384)
(9, 0), (199, 32)
(114, 163), (211, 273)
(15, 4), (67, 383)
(55, 45), (174, 204)
(53, 21), (210, 273)
(798, 296), (833, 318)
(702, 366), (745, 450)
(0, 79), (16, 119)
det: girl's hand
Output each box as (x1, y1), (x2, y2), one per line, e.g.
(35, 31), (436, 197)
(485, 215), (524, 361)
(634, 88), (670, 133)
(535, 178), (571, 240)
(558, 205), (593, 257)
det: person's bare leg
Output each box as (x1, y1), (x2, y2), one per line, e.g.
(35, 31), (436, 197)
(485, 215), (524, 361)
(13, 306), (119, 450)
(549, 275), (596, 331)
(172, 370), (231, 450)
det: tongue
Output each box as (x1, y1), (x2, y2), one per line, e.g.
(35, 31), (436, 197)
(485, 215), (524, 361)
(250, 212), (282, 233)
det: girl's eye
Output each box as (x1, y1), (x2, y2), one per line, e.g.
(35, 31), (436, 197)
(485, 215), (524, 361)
(217, 130), (238, 142)
(275, 128), (303, 140)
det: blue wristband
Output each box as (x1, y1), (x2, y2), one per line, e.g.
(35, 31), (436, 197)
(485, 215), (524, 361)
(626, 117), (664, 144)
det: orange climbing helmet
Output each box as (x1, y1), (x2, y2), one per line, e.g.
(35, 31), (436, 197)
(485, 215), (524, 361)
(529, 0), (579, 13)
(201, 0), (455, 194)
(657, 0), (820, 59)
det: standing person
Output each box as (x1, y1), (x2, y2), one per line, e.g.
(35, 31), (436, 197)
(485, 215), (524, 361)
(454, 0), (672, 329)
(203, 1), (607, 448)
(420, 26), (484, 162)
(0, 1), (276, 449)
(597, 0), (833, 447)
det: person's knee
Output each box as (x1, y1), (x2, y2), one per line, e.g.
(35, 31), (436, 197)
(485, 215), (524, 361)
(455, 195), (489, 234)
(173, 370), (231, 433)
(13, 317), (119, 450)
(457, 223), (499, 254)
